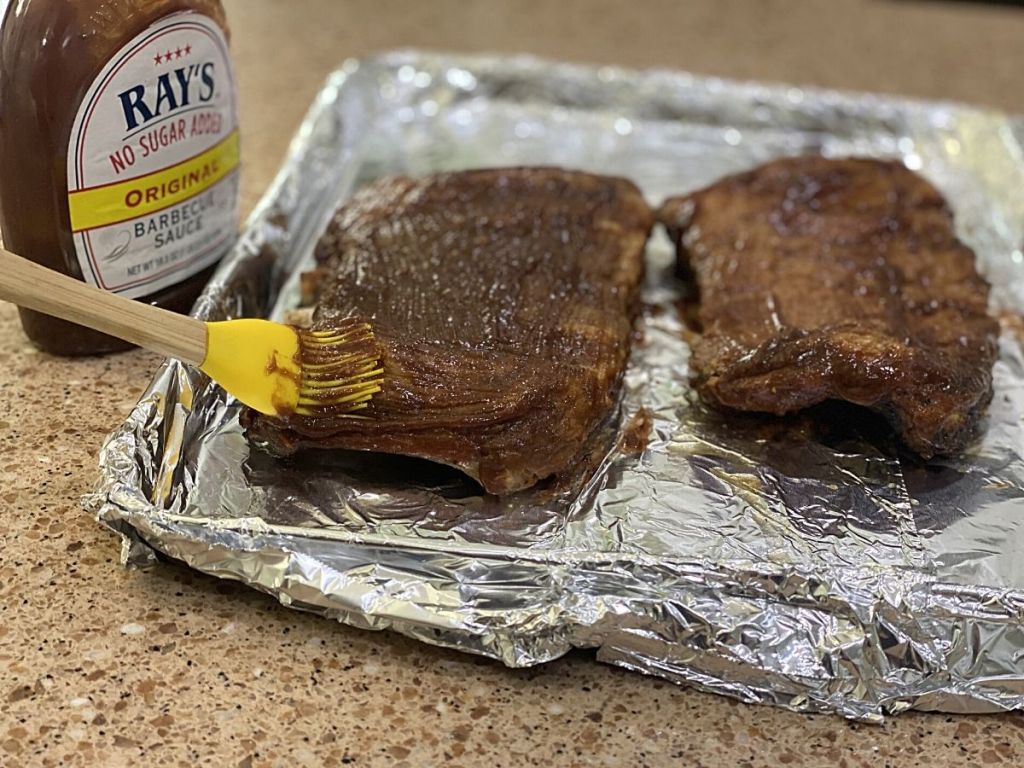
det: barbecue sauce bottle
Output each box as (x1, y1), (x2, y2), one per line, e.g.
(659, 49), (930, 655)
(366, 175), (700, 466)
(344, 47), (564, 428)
(0, 0), (239, 355)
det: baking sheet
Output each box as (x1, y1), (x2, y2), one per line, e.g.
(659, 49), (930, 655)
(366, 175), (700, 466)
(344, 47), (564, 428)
(89, 51), (1024, 721)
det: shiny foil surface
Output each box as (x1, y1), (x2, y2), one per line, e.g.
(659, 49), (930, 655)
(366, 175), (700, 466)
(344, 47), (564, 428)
(89, 51), (1024, 721)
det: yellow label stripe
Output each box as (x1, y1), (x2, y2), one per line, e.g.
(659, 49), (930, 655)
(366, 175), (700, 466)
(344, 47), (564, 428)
(69, 131), (240, 232)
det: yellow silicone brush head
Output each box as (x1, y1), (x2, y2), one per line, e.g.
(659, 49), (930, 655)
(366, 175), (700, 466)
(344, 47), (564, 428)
(201, 317), (383, 417)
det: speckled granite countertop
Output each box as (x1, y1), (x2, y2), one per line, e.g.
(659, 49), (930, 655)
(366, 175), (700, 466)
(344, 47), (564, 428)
(3, 1), (1024, 765)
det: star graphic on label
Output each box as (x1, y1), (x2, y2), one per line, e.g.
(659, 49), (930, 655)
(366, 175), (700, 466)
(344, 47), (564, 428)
(175, 47), (183, 59)
(165, 50), (173, 62)
(153, 53), (163, 65)
(184, 44), (192, 56)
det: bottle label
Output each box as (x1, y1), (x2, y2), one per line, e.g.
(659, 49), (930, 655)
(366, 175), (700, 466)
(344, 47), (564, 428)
(66, 12), (239, 299)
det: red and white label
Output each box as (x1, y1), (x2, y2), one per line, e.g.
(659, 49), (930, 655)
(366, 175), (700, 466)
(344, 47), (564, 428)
(67, 12), (239, 299)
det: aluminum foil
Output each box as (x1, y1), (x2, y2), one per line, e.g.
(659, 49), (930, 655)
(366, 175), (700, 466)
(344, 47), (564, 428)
(88, 51), (1024, 721)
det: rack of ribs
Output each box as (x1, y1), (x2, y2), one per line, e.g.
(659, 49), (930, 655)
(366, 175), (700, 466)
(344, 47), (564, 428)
(245, 167), (654, 494)
(658, 156), (999, 458)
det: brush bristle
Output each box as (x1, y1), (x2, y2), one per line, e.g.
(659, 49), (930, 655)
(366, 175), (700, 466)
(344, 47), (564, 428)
(293, 320), (383, 417)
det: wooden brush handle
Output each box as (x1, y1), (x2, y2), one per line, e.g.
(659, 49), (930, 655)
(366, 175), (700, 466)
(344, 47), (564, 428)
(0, 246), (208, 365)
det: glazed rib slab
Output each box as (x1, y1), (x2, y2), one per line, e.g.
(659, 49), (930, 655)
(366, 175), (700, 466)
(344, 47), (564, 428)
(246, 167), (653, 494)
(658, 156), (999, 458)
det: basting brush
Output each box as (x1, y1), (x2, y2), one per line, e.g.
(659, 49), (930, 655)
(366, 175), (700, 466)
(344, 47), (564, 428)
(0, 247), (383, 417)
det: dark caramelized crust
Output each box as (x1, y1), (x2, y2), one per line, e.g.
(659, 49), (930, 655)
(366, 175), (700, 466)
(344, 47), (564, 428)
(246, 167), (653, 494)
(658, 156), (999, 458)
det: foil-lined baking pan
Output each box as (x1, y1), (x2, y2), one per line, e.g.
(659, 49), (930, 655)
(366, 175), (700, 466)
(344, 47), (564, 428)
(89, 51), (1024, 721)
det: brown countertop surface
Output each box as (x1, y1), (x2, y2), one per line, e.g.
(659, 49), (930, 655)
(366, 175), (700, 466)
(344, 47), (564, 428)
(3, 1), (1024, 765)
